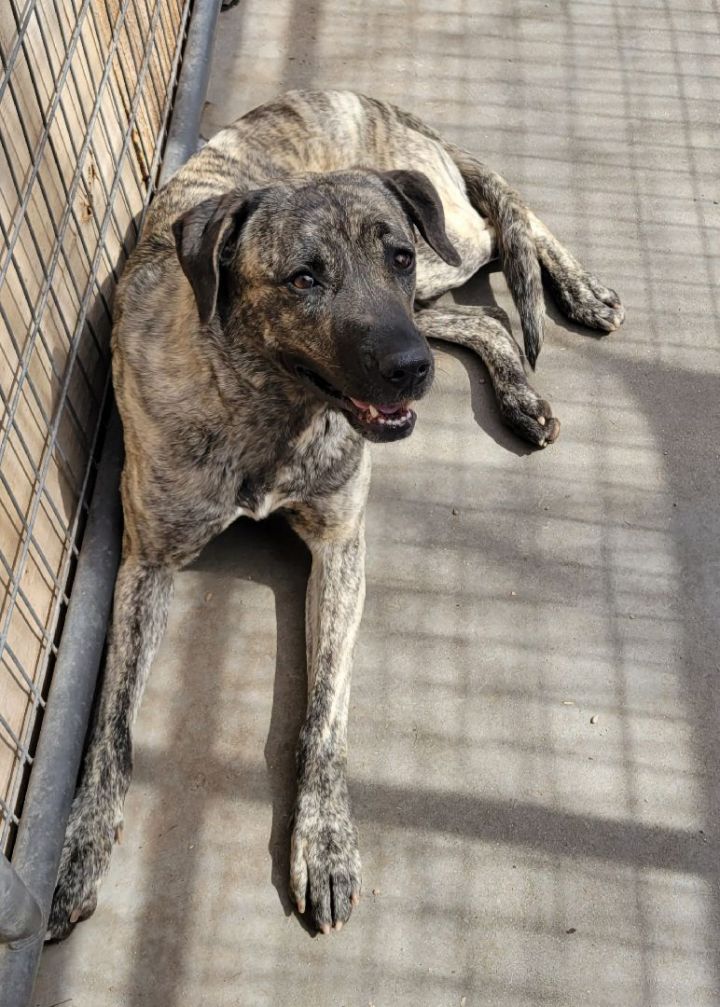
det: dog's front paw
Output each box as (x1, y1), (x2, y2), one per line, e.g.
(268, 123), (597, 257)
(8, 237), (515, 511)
(497, 381), (561, 448)
(290, 797), (362, 934)
(46, 800), (116, 942)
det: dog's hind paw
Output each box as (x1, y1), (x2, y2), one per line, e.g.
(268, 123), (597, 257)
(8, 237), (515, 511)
(497, 382), (561, 448)
(290, 800), (362, 934)
(550, 270), (625, 333)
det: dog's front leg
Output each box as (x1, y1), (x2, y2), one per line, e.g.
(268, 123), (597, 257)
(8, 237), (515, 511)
(286, 482), (368, 933)
(417, 303), (562, 448)
(46, 554), (174, 940)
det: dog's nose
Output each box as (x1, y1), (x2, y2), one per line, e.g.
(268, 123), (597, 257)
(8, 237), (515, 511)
(378, 348), (433, 390)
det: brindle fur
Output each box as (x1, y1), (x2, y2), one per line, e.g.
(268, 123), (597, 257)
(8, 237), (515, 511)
(47, 89), (624, 939)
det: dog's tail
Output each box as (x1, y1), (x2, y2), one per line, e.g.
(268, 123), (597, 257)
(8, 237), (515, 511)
(444, 143), (545, 368)
(387, 105), (545, 366)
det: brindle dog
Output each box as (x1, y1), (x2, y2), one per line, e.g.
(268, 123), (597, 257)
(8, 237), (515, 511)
(47, 90), (624, 939)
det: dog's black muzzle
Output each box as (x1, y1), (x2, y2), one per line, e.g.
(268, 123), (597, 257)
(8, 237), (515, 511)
(284, 304), (435, 443)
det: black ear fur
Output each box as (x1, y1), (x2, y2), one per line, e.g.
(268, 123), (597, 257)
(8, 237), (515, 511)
(380, 169), (462, 268)
(172, 189), (259, 324)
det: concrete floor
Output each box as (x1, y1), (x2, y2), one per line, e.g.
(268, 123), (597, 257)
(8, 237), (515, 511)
(34, 0), (720, 1004)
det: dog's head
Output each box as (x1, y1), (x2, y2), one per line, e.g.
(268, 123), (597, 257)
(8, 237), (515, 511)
(172, 170), (460, 442)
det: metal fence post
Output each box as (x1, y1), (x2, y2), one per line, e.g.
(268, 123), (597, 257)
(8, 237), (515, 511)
(0, 855), (42, 946)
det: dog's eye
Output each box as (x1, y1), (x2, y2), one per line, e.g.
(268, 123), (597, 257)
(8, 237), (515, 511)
(289, 272), (317, 290)
(393, 249), (414, 270)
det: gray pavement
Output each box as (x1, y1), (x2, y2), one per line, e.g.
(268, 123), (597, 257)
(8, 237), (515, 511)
(34, 1), (720, 1004)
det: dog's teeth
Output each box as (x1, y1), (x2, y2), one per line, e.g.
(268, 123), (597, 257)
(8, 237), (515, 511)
(367, 405), (379, 419)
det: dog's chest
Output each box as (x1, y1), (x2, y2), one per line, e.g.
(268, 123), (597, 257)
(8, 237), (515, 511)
(231, 409), (362, 521)
(234, 476), (283, 521)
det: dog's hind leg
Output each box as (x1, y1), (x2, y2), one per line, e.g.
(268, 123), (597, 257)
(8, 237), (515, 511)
(285, 451), (370, 934)
(441, 144), (624, 342)
(528, 211), (625, 333)
(46, 552), (175, 940)
(416, 303), (561, 448)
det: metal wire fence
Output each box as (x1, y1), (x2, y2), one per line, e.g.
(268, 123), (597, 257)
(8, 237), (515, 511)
(0, 0), (192, 857)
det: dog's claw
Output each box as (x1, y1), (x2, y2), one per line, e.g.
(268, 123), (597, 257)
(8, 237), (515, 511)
(538, 416), (561, 447)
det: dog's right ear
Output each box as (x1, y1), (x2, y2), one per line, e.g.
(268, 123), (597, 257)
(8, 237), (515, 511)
(172, 189), (260, 325)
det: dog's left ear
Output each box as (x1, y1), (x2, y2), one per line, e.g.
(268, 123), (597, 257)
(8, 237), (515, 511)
(380, 170), (462, 268)
(172, 188), (261, 325)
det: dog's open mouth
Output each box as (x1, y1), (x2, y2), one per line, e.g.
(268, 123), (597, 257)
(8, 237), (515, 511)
(293, 362), (416, 442)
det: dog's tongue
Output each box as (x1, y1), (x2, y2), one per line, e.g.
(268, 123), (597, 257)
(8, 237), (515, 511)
(349, 397), (404, 415)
